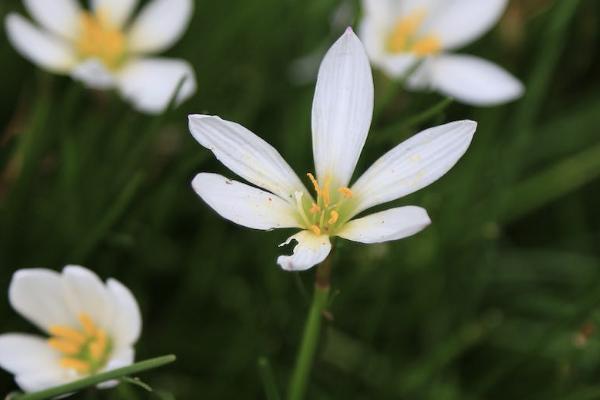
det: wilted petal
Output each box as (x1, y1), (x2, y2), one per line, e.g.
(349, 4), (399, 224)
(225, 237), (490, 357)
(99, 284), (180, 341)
(23, 0), (81, 40)
(189, 115), (308, 203)
(351, 121), (476, 215)
(338, 206), (431, 243)
(277, 231), (332, 272)
(5, 14), (77, 73)
(431, 0), (509, 50)
(117, 58), (196, 114)
(192, 173), (300, 231)
(91, 0), (139, 28)
(426, 54), (524, 106)
(312, 28), (374, 188)
(127, 0), (193, 54)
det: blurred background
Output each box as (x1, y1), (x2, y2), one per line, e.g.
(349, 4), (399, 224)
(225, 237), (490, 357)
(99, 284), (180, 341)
(0, 0), (599, 398)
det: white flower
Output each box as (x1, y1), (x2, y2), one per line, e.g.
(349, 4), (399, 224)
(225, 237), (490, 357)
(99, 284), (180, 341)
(0, 266), (141, 393)
(359, 0), (524, 106)
(189, 28), (476, 272)
(5, 0), (197, 114)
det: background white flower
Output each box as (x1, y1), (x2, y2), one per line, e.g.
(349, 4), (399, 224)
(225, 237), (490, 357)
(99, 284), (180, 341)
(359, 0), (524, 106)
(5, 0), (197, 114)
(0, 266), (142, 393)
(189, 29), (476, 272)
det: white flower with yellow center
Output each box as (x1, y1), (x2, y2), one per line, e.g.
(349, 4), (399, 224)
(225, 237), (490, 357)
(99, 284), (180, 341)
(189, 28), (476, 272)
(359, 0), (524, 106)
(0, 266), (141, 393)
(5, 0), (196, 114)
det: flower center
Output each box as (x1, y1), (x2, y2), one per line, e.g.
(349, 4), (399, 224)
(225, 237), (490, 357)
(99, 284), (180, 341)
(296, 173), (354, 236)
(387, 9), (441, 56)
(48, 313), (112, 375)
(76, 10), (127, 69)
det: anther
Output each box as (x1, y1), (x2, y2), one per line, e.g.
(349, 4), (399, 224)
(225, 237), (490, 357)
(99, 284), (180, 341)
(307, 173), (320, 195)
(328, 211), (339, 225)
(338, 187), (353, 198)
(309, 203), (321, 214)
(310, 225), (322, 235)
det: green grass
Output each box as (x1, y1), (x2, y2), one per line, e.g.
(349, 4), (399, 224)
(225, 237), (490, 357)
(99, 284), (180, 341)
(0, 0), (599, 398)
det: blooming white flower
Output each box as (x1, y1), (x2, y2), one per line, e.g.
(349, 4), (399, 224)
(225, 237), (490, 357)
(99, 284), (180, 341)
(0, 266), (141, 393)
(189, 28), (476, 272)
(5, 0), (196, 114)
(359, 0), (524, 106)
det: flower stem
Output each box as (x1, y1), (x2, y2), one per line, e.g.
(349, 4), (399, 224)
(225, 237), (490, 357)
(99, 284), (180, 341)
(11, 355), (176, 400)
(287, 261), (332, 400)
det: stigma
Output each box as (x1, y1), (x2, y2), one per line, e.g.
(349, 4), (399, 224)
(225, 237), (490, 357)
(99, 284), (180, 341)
(387, 9), (441, 56)
(48, 314), (112, 375)
(76, 10), (126, 69)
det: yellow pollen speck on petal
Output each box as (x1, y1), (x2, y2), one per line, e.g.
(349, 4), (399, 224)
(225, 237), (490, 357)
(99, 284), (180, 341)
(328, 210), (339, 225)
(60, 358), (91, 374)
(338, 187), (353, 198)
(48, 325), (87, 345)
(310, 225), (322, 235)
(76, 10), (126, 69)
(309, 203), (321, 214)
(48, 338), (81, 355)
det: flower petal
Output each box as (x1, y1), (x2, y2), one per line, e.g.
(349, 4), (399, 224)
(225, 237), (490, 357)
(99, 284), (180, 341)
(127, 0), (193, 54)
(424, 54), (524, 106)
(277, 231), (332, 272)
(16, 369), (70, 393)
(23, 0), (81, 40)
(189, 115), (308, 203)
(97, 346), (134, 389)
(117, 58), (196, 114)
(430, 0), (508, 50)
(311, 28), (374, 187)
(62, 266), (113, 329)
(0, 334), (60, 376)
(5, 14), (77, 73)
(351, 120), (476, 215)
(91, 0), (139, 28)
(338, 206), (431, 243)
(71, 59), (117, 89)
(9, 269), (75, 332)
(192, 173), (300, 231)
(106, 278), (141, 347)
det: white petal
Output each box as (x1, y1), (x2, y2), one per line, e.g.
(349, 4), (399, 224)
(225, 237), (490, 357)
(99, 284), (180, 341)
(338, 206), (431, 243)
(427, 54), (524, 106)
(127, 0), (193, 54)
(16, 369), (70, 393)
(9, 269), (75, 332)
(5, 14), (77, 73)
(62, 266), (113, 330)
(351, 120), (476, 215)
(117, 58), (196, 114)
(97, 346), (134, 389)
(311, 28), (374, 187)
(71, 59), (117, 89)
(23, 0), (81, 40)
(91, 0), (139, 28)
(192, 173), (300, 231)
(430, 0), (508, 50)
(189, 115), (308, 203)
(106, 279), (141, 347)
(0, 334), (60, 375)
(277, 231), (332, 272)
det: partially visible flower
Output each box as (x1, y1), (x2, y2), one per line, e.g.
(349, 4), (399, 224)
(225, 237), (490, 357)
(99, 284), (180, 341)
(5, 0), (196, 114)
(189, 29), (476, 272)
(359, 0), (524, 106)
(0, 266), (141, 393)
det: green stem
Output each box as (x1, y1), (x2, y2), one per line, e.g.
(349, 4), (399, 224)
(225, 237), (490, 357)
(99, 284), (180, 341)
(12, 355), (176, 400)
(258, 357), (281, 400)
(287, 262), (331, 400)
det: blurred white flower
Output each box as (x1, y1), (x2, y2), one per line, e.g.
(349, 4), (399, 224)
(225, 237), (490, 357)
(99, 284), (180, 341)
(189, 29), (476, 272)
(0, 266), (141, 393)
(5, 0), (197, 114)
(359, 0), (524, 106)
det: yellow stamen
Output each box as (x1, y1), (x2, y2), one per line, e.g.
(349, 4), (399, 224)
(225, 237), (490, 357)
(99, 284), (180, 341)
(48, 338), (81, 355)
(309, 203), (321, 214)
(328, 210), (339, 225)
(321, 177), (331, 207)
(76, 10), (126, 69)
(79, 314), (98, 336)
(61, 358), (91, 374)
(387, 9), (440, 56)
(307, 173), (320, 195)
(338, 187), (353, 198)
(412, 36), (441, 56)
(48, 326), (87, 345)
(89, 330), (107, 360)
(310, 225), (322, 235)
